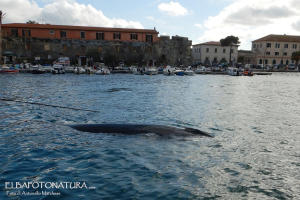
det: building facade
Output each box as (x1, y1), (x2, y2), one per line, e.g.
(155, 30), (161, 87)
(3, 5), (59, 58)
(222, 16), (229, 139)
(192, 41), (238, 65)
(251, 34), (300, 65)
(0, 23), (192, 66)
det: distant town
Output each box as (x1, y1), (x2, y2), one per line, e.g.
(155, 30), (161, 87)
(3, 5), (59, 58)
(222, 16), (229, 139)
(1, 20), (300, 71)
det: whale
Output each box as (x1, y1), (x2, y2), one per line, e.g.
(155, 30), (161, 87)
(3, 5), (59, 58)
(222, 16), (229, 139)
(69, 124), (213, 137)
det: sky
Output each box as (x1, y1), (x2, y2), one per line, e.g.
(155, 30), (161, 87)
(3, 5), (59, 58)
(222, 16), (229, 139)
(1, 0), (300, 50)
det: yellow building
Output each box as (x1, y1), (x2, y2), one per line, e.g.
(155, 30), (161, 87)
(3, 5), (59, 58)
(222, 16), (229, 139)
(252, 34), (300, 66)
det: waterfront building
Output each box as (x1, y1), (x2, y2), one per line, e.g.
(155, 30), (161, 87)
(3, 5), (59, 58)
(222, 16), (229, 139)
(0, 23), (192, 66)
(251, 34), (300, 66)
(237, 50), (256, 65)
(192, 41), (238, 66)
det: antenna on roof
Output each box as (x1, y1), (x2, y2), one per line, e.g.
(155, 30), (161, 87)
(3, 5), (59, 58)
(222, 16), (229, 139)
(0, 10), (7, 23)
(38, 19), (45, 24)
(71, 20), (77, 26)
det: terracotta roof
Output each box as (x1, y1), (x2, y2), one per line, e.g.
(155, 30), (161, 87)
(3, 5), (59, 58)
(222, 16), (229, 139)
(252, 34), (300, 42)
(2, 23), (159, 34)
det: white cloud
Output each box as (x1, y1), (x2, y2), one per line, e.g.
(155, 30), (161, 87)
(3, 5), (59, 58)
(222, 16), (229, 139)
(0, 0), (144, 29)
(195, 24), (203, 28)
(158, 1), (191, 17)
(146, 16), (166, 25)
(196, 0), (300, 49)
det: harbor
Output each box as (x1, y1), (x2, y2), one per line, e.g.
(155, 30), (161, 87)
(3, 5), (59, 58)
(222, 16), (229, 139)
(1, 72), (300, 199)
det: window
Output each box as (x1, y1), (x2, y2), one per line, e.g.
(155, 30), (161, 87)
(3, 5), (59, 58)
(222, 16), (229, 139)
(215, 48), (217, 53)
(60, 31), (67, 38)
(284, 52), (287, 56)
(80, 45), (85, 52)
(206, 48), (209, 53)
(223, 49), (226, 53)
(284, 44), (288, 48)
(115, 46), (120, 52)
(113, 33), (121, 40)
(260, 43), (262, 48)
(44, 45), (50, 50)
(96, 32), (104, 40)
(22, 29), (31, 36)
(130, 33), (138, 40)
(267, 43), (271, 48)
(231, 49), (234, 53)
(266, 52), (270, 55)
(80, 32), (85, 39)
(11, 29), (18, 37)
(293, 44), (297, 49)
(146, 34), (153, 42)
(25, 44), (31, 50)
(62, 44), (67, 51)
(98, 46), (102, 52)
(5, 43), (11, 49)
(275, 43), (280, 48)
(49, 30), (55, 34)
(275, 52), (279, 55)
(253, 44), (256, 49)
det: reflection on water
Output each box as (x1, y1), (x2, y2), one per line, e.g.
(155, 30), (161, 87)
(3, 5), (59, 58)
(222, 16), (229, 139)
(1, 72), (300, 199)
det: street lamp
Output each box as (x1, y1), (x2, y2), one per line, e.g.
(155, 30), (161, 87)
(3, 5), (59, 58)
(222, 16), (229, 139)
(281, 48), (285, 65)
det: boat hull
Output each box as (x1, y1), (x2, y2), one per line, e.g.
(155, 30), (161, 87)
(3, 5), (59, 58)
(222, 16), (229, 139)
(0, 69), (19, 73)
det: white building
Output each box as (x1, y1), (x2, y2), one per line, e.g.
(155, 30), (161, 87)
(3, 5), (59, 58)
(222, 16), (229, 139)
(251, 34), (300, 65)
(192, 41), (238, 65)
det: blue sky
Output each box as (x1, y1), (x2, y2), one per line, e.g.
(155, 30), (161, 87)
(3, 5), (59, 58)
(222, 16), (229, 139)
(2, 0), (300, 50)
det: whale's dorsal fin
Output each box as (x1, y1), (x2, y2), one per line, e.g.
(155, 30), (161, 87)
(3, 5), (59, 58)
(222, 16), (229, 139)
(184, 128), (213, 137)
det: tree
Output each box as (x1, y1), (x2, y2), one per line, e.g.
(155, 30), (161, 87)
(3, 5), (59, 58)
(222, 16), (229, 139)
(220, 35), (240, 65)
(26, 20), (39, 24)
(291, 51), (300, 66)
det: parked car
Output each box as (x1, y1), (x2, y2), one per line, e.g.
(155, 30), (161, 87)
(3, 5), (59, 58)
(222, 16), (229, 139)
(273, 64), (279, 69)
(256, 64), (264, 69)
(288, 63), (295, 70)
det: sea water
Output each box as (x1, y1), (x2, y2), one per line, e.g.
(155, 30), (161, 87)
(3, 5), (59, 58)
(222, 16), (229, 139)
(1, 72), (300, 199)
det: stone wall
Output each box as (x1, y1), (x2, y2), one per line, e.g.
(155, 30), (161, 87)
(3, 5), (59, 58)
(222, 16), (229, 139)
(1, 35), (193, 67)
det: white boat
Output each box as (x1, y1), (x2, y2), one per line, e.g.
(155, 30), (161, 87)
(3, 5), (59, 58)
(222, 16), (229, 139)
(131, 66), (144, 75)
(96, 68), (110, 75)
(73, 67), (85, 74)
(227, 67), (242, 76)
(51, 64), (65, 74)
(145, 67), (158, 75)
(184, 66), (195, 76)
(195, 66), (206, 74)
(163, 65), (174, 76)
(85, 67), (96, 74)
(31, 64), (46, 74)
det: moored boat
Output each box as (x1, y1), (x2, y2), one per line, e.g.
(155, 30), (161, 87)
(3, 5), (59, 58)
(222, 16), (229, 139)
(73, 67), (85, 74)
(227, 67), (242, 76)
(145, 67), (158, 75)
(184, 66), (195, 76)
(51, 64), (66, 74)
(174, 68), (184, 76)
(31, 65), (46, 74)
(96, 68), (110, 75)
(163, 65), (174, 76)
(131, 66), (144, 75)
(0, 65), (19, 73)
